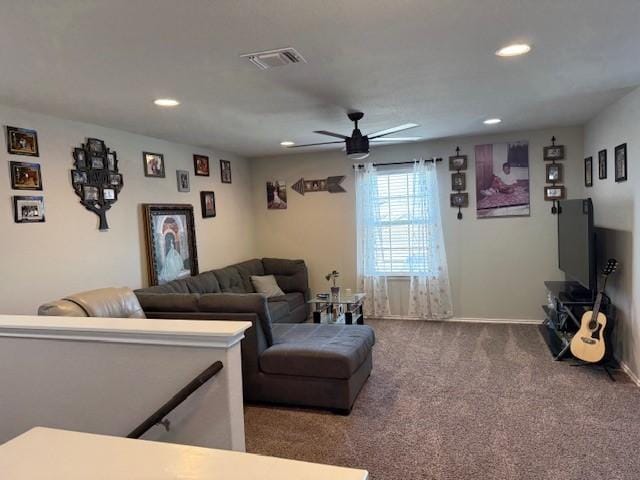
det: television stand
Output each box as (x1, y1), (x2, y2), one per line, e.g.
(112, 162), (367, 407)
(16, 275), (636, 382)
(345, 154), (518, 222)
(539, 281), (593, 360)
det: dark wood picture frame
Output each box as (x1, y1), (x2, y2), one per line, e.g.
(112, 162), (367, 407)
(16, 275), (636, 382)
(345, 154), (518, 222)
(543, 145), (565, 161)
(584, 157), (593, 187)
(200, 191), (217, 218)
(448, 155), (468, 171)
(6, 126), (39, 157)
(13, 195), (45, 223)
(10, 161), (42, 190)
(451, 172), (466, 191)
(450, 192), (469, 207)
(544, 185), (566, 201)
(220, 159), (232, 184)
(194, 154), (210, 177)
(615, 143), (628, 183)
(598, 149), (607, 180)
(546, 163), (563, 183)
(143, 152), (165, 178)
(142, 203), (199, 286)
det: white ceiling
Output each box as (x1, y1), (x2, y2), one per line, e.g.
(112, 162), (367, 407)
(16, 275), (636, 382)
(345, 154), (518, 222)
(0, 0), (638, 157)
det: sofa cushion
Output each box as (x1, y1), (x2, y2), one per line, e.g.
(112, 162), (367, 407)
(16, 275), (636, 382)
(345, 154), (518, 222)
(262, 258), (308, 294)
(261, 324), (375, 379)
(182, 271), (221, 294)
(39, 287), (146, 319)
(213, 266), (246, 293)
(233, 259), (265, 293)
(251, 275), (285, 298)
(268, 301), (290, 324)
(268, 292), (305, 312)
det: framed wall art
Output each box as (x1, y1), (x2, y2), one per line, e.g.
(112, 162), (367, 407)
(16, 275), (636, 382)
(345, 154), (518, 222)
(143, 152), (165, 178)
(194, 154), (210, 176)
(615, 143), (627, 182)
(13, 195), (45, 223)
(449, 155), (468, 171)
(450, 192), (469, 208)
(6, 126), (39, 157)
(546, 163), (563, 183)
(543, 145), (564, 161)
(10, 161), (42, 190)
(200, 191), (216, 218)
(142, 204), (199, 286)
(544, 186), (566, 201)
(584, 157), (593, 187)
(451, 172), (466, 191)
(220, 159), (232, 184)
(266, 180), (287, 209)
(176, 170), (190, 192)
(598, 149), (607, 180)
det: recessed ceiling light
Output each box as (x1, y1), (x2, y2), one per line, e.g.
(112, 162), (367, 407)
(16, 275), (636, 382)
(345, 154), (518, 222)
(154, 98), (180, 107)
(280, 141), (295, 147)
(495, 44), (531, 57)
(483, 118), (502, 125)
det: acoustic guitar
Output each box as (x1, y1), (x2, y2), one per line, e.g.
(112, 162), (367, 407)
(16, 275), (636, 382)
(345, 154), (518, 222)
(569, 259), (618, 363)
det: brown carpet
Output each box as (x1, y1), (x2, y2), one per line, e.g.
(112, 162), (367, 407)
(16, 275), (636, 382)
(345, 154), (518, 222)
(244, 320), (640, 479)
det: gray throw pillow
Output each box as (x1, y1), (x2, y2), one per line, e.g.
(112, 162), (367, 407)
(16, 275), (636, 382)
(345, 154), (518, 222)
(250, 275), (285, 298)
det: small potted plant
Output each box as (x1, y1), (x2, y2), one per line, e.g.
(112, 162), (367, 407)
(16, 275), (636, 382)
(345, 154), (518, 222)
(325, 270), (340, 300)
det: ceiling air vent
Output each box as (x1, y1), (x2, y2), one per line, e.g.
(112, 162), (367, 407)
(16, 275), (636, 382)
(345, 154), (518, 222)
(240, 47), (306, 70)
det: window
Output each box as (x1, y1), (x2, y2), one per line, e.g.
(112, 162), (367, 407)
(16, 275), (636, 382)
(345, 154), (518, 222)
(367, 168), (434, 275)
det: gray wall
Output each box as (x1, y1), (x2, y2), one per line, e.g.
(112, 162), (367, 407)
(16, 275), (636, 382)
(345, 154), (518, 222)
(582, 85), (639, 380)
(251, 126), (584, 320)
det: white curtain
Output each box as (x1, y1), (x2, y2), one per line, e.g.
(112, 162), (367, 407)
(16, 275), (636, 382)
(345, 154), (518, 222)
(355, 163), (391, 318)
(407, 160), (453, 319)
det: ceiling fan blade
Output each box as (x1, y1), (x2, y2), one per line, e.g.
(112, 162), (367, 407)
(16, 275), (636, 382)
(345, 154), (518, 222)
(368, 123), (419, 139)
(370, 137), (422, 142)
(287, 140), (345, 148)
(313, 130), (350, 139)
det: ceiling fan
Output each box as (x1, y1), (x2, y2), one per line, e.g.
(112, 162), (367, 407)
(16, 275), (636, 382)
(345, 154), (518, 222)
(286, 112), (421, 159)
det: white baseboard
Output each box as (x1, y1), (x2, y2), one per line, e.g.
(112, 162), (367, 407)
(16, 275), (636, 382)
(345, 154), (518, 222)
(618, 360), (640, 387)
(448, 317), (543, 325)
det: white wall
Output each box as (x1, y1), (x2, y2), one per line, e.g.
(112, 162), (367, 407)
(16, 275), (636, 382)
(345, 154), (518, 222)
(0, 104), (255, 314)
(583, 85), (639, 379)
(250, 126), (584, 320)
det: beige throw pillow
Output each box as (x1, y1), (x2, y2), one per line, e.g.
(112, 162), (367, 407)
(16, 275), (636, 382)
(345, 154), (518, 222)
(251, 275), (285, 298)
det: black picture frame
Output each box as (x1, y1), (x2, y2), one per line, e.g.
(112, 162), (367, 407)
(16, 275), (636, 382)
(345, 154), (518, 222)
(544, 186), (566, 201)
(220, 159), (232, 184)
(546, 163), (563, 183)
(598, 149), (607, 180)
(615, 143), (628, 182)
(584, 157), (593, 187)
(13, 195), (45, 223)
(194, 154), (210, 176)
(450, 192), (469, 208)
(451, 172), (466, 191)
(543, 145), (565, 161)
(142, 203), (199, 286)
(176, 170), (190, 192)
(448, 155), (468, 171)
(10, 161), (43, 190)
(6, 126), (39, 157)
(200, 191), (217, 218)
(143, 152), (165, 178)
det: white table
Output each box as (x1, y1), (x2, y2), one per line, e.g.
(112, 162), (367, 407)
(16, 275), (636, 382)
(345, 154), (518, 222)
(0, 427), (369, 480)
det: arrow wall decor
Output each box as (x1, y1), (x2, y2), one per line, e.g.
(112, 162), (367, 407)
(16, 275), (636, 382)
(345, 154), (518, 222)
(292, 176), (346, 195)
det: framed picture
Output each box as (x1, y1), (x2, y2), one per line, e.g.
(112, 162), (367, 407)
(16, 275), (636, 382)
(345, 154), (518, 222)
(220, 159), (232, 184)
(87, 138), (105, 154)
(109, 173), (123, 186)
(13, 196), (45, 223)
(475, 141), (530, 218)
(72, 170), (88, 185)
(6, 126), (39, 157)
(176, 170), (190, 192)
(107, 151), (117, 171)
(450, 192), (469, 208)
(266, 180), (287, 209)
(615, 143), (628, 182)
(544, 186), (566, 201)
(546, 163), (563, 183)
(194, 154), (210, 176)
(584, 157), (593, 187)
(451, 172), (466, 191)
(91, 155), (104, 170)
(597, 149), (607, 180)
(10, 161), (42, 190)
(200, 191), (216, 218)
(83, 185), (99, 201)
(543, 145), (565, 161)
(142, 204), (199, 286)
(143, 152), (165, 178)
(449, 155), (468, 171)
(73, 148), (87, 169)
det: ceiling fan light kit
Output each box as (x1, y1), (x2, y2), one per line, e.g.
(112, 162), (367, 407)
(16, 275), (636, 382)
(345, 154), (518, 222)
(288, 111), (420, 159)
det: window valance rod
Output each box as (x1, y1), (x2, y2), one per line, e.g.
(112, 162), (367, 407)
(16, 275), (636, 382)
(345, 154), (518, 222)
(352, 158), (442, 169)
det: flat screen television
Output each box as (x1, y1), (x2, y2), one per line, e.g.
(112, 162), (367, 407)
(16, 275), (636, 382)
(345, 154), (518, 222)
(557, 198), (596, 299)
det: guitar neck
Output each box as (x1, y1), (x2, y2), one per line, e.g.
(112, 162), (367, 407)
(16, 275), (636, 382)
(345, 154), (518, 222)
(591, 275), (609, 317)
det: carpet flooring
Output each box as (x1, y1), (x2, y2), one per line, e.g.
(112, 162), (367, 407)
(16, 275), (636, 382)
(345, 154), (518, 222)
(244, 320), (640, 479)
